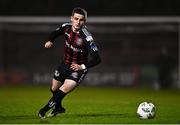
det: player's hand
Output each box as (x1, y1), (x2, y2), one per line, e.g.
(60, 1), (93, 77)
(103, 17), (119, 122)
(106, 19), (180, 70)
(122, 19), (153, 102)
(70, 63), (84, 71)
(45, 41), (53, 48)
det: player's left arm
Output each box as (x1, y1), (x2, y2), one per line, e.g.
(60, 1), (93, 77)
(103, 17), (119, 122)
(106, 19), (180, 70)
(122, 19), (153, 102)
(78, 36), (101, 70)
(86, 41), (101, 68)
(70, 40), (101, 71)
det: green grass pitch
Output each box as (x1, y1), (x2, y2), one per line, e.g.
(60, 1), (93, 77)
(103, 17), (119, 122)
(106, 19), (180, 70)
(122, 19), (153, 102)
(0, 85), (180, 124)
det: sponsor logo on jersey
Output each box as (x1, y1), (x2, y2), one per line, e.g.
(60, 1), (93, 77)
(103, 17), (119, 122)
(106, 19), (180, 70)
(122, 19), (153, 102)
(65, 41), (83, 52)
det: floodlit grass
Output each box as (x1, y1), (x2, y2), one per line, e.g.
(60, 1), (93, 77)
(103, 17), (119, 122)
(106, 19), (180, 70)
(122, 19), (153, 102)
(0, 85), (180, 124)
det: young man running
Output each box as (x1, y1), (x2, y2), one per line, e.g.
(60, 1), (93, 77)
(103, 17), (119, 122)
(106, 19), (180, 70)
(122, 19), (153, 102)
(38, 7), (101, 118)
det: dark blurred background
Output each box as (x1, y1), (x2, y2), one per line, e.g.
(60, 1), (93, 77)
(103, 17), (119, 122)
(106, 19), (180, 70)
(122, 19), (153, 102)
(0, 0), (179, 89)
(0, 0), (180, 16)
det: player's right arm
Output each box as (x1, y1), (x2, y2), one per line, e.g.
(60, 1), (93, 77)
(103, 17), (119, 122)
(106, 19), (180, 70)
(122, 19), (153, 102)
(44, 23), (68, 48)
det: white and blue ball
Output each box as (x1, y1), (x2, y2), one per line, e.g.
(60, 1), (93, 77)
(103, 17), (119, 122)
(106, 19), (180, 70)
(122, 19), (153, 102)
(137, 102), (156, 119)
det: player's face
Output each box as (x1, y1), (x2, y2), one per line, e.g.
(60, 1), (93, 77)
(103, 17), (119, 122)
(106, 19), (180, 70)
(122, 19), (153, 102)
(71, 13), (86, 32)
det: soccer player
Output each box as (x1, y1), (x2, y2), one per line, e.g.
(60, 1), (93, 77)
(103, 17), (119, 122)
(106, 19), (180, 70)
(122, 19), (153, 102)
(38, 7), (101, 118)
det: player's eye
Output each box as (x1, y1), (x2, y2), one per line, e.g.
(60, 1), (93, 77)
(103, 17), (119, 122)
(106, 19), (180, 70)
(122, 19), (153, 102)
(74, 17), (79, 20)
(79, 19), (84, 22)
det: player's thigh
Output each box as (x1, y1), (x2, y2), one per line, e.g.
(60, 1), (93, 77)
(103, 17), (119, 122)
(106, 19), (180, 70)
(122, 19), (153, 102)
(51, 78), (63, 91)
(59, 79), (78, 93)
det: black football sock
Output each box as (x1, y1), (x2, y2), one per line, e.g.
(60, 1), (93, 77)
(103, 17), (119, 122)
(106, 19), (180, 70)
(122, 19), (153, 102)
(54, 89), (66, 109)
(41, 89), (58, 112)
(50, 89), (58, 96)
(41, 97), (55, 113)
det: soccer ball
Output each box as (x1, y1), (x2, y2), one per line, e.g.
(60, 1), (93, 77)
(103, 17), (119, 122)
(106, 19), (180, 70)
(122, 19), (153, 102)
(137, 102), (156, 119)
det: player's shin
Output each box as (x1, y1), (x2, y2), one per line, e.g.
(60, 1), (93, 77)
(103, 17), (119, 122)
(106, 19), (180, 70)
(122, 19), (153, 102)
(47, 90), (66, 117)
(38, 96), (56, 118)
(40, 89), (57, 112)
(54, 89), (66, 109)
(41, 97), (55, 112)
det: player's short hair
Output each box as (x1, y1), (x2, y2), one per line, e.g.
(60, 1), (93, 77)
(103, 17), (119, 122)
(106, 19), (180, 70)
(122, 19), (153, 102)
(72, 7), (87, 20)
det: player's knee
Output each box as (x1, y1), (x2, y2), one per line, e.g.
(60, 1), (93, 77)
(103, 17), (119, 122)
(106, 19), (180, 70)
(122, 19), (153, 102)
(59, 87), (68, 93)
(50, 88), (57, 95)
(60, 84), (76, 93)
(51, 86), (58, 93)
(60, 84), (73, 93)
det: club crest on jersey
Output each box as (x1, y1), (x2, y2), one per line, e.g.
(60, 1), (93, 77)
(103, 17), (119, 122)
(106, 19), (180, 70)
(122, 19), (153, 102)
(54, 70), (60, 77)
(77, 38), (83, 46)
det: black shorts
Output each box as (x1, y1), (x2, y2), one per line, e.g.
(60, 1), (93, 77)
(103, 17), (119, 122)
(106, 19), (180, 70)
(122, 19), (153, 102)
(53, 62), (88, 84)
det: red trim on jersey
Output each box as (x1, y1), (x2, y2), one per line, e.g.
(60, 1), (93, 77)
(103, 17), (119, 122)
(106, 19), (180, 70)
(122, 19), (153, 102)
(72, 33), (79, 64)
(65, 29), (73, 65)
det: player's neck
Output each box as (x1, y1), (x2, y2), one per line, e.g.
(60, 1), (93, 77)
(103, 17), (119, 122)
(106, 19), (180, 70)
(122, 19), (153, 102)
(72, 27), (81, 33)
(72, 28), (78, 33)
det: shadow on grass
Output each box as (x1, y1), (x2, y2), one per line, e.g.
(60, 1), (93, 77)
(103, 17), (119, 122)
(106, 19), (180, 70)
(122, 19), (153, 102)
(75, 113), (125, 117)
(0, 115), (35, 120)
(0, 115), (50, 124)
(58, 112), (127, 120)
(0, 113), (127, 124)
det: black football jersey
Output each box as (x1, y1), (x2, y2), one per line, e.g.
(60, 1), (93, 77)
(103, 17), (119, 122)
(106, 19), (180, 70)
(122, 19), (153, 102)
(48, 23), (99, 67)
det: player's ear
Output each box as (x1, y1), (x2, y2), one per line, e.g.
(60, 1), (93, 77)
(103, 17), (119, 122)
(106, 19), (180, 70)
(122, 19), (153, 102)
(71, 16), (73, 22)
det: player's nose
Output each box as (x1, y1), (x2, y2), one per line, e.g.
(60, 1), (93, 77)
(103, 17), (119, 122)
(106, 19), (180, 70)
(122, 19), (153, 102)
(77, 20), (80, 24)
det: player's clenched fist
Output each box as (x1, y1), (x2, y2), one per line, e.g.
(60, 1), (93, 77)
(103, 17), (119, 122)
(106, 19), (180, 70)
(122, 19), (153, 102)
(45, 41), (53, 48)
